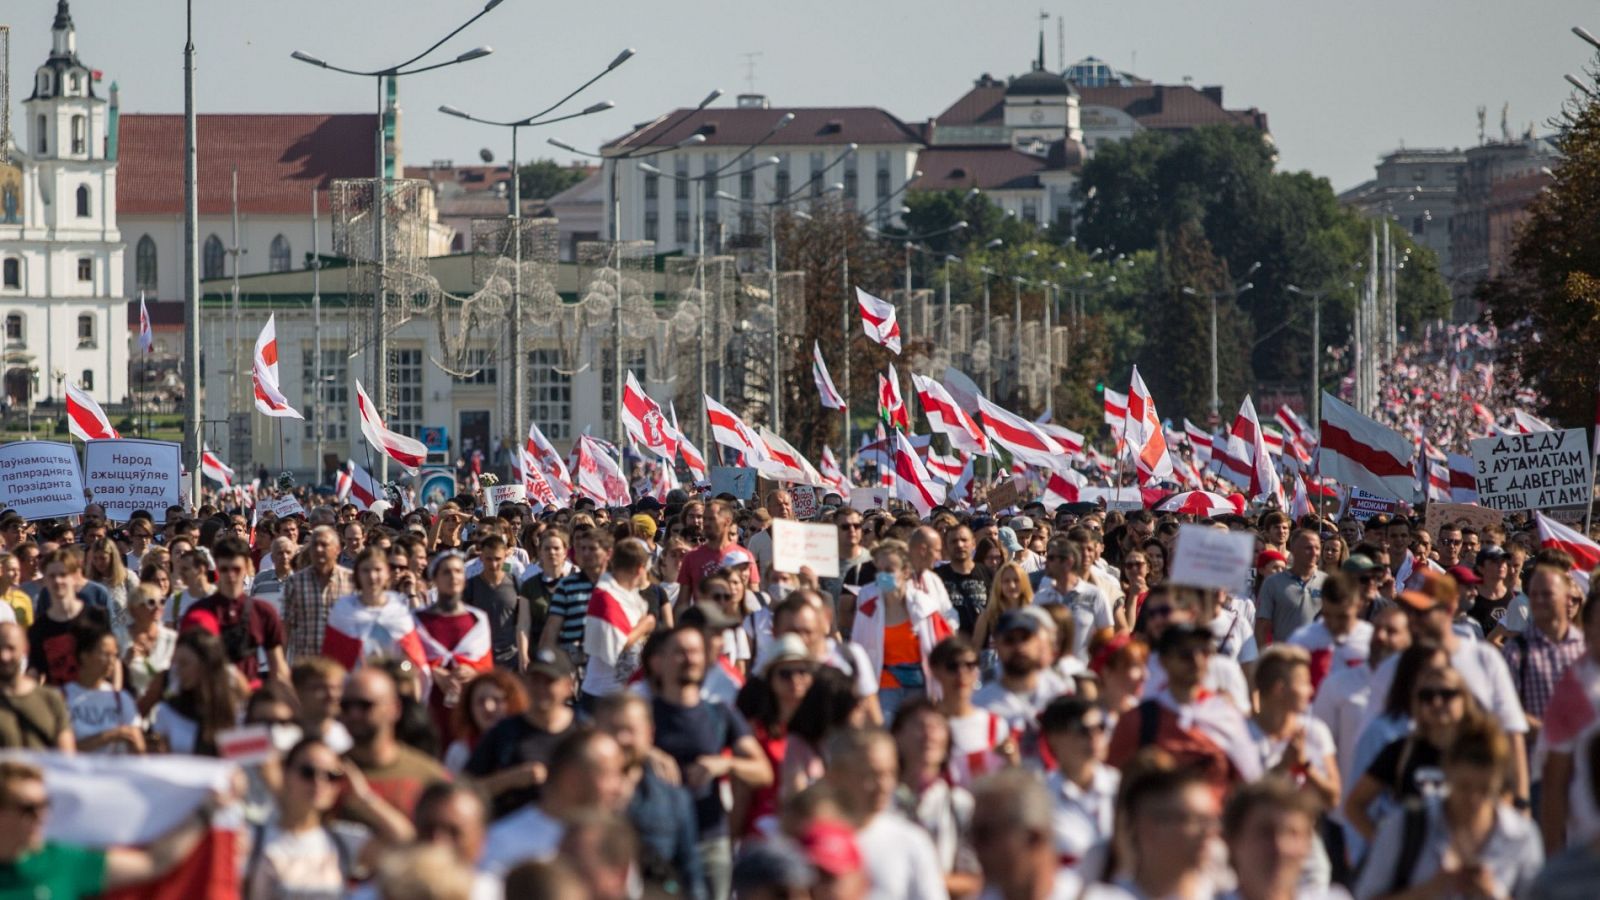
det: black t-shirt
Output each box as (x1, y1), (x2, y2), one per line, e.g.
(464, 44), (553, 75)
(1469, 590), (1513, 637)
(651, 696), (750, 838)
(934, 562), (993, 635)
(1366, 735), (1446, 801)
(465, 574), (529, 669)
(463, 714), (573, 819)
(28, 606), (110, 685)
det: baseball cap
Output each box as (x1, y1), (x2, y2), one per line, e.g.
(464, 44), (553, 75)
(1395, 589), (1441, 612)
(525, 648), (575, 681)
(634, 496), (663, 513)
(1476, 545), (1510, 564)
(665, 489), (691, 506)
(631, 515), (659, 540)
(1009, 515), (1036, 533)
(733, 840), (816, 894)
(996, 608), (1045, 637)
(1255, 549), (1288, 569)
(798, 820), (864, 878)
(719, 550), (753, 571)
(998, 527), (1023, 554)
(970, 515), (995, 530)
(1341, 554), (1381, 576)
(1446, 564), (1482, 586)
(755, 634), (814, 678)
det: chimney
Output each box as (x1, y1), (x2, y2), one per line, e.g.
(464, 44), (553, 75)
(737, 93), (769, 109)
(1201, 86), (1223, 105)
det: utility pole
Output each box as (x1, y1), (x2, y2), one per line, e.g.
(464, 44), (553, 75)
(228, 167), (243, 421)
(841, 245), (851, 457)
(182, 0), (201, 505)
(372, 76), (389, 480)
(312, 190), (323, 481)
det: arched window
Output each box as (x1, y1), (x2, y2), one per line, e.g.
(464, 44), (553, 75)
(77, 313), (95, 348)
(203, 235), (225, 280)
(71, 115), (86, 155)
(136, 236), (158, 293)
(76, 185), (90, 218)
(269, 234), (292, 273)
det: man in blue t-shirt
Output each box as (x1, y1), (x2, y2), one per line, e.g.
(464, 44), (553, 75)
(647, 624), (771, 900)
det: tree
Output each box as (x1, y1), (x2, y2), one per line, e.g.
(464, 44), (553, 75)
(517, 159), (588, 200)
(1480, 73), (1600, 427)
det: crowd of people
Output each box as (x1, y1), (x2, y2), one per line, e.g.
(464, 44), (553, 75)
(0, 483), (1597, 900)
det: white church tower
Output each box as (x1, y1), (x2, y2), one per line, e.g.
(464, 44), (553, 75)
(0, 0), (128, 411)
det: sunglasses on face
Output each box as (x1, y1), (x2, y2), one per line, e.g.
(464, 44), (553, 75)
(1418, 687), (1461, 705)
(706, 592), (733, 603)
(1069, 720), (1108, 736)
(293, 764), (344, 785)
(771, 666), (815, 682)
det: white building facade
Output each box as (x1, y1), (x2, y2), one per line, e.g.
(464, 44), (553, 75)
(0, 1), (129, 409)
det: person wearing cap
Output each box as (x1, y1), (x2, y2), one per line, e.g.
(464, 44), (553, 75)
(464, 646), (578, 821)
(997, 525), (1024, 562)
(1107, 622), (1262, 793)
(1473, 544), (1525, 643)
(579, 538), (658, 710)
(1341, 551), (1390, 621)
(1008, 516), (1043, 574)
(1254, 528), (1326, 649)
(731, 838), (816, 900)
(975, 608), (1072, 763)
(795, 817), (868, 900)
(630, 514), (659, 555)
(1362, 570), (1531, 807)
(1444, 562), (1488, 642)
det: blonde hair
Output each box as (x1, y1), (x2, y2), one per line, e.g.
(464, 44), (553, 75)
(973, 561), (1034, 647)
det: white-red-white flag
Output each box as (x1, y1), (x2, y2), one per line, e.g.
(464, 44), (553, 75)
(1038, 422), (1085, 457)
(758, 427), (825, 486)
(1183, 419), (1214, 465)
(820, 446), (851, 499)
(200, 445), (234, 488)
(252, 314), (304, 420)
(1446, 453), (1479, 504)
(924, 448), (967, 484)
(812, 342), (845, 410)
(620, 372), (678, 461)
(675, 430), (709, 484)
(1536, 511), (1600, 570)
(705, 395), (765, 461)
(1289, 473), (1313, 519)
(138, 295), (155, 354)
(911, 374), (990, 456)
(977, 394), (1067, 469)
(1317, 392), (1415, 502)
(1124, 366), (1175, 484)
(573, 434), (632, 507)
(65, 382), (119, 441)
(890, 430), (944, 515)
(336, 460), (381, 510)
(1157, 490), (1246, 517)
(526, 422), (574, 505)
(1513, 410), (1555, 434)
(857, 287), (902, 355)
(1043, 469), (1085, 508)
(1229, 396), (1281, 503)
(1103, 387), (1128, 434)
(878, 366), (910, 430)
(354, 380), (428, 474)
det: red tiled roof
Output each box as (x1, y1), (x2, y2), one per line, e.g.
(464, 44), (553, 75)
(603, 107), (922, 152)
(909, 146), (1051, 192)
(117, 114), (378, 216)
(933, 86), (1005, 128)
(933, 83), (1267, 134)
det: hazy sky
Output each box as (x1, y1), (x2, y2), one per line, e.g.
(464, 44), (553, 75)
(7, 0), (1596, 191)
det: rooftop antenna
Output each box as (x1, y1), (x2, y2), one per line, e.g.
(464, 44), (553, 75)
(1056, 14), (1065, 70)
(1500, 102), (1511, 143)
(1036, 10), (1048, 70)
(740, 51), (762, 94)
(1476, 105), (1487, 145)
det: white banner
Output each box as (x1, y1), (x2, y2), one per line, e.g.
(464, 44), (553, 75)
(770, 518), (841, 578)
(1168, 524), (1255, 597)
(0, 441), (84, 520)
(1470, 428), (1592, 513)
(486, 483), (526, 515)
(83, 438), (182, 520)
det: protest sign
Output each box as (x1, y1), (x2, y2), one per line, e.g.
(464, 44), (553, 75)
(986, 479), (1020, 511)
(83, 439), (181, 520)
(0, 441), (84, 520)
(711, 466), (756, 500)
(1424, 502), (1504, 545)
(1341, 487), (1401, 522)
(849, 486), (890, 511)
(770, 518), (841, 578)
(1168, 524), (1255, 597)
(486, 483), (526, 515)
(266, 496), (306, 519)
(1470, 428), (1592, 513)
(1081, 486), (1144, 512)
(788, 485), (819, 519)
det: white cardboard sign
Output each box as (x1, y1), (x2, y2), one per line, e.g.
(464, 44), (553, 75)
(848, 486), (890, 511)
(83, 439), (182, 521)
(1470, 428), (1592, 513)
(266, 496), (306, 519)
(769, 518), (841, 578)
(1168, 524), (1255, 597)
(0, 441), (85, 520)
(486, 484), (526, 515)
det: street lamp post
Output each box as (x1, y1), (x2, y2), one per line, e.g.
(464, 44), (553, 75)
(439, 61), (628, 461)
(1181, 262), (1258, 424)
(291, 0), (503, 480)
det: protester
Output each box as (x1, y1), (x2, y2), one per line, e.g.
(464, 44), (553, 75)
(890, 698), (981, 896)
(0, 622), (73, 750)
(180, 537), (289, 685)
(929, 636), (1014, 787)
(1255, 529), (1326, 647)
(283, 527), (356, 662)
(441, 669), (525, 773)
(64, 625), (142, 754)
(122, 583), (177, 707)
(823, 728), (949, 899)
(340, 667), (451, 818)
(580, 537), (657, 709)
(465, 647), (577, 820)
(1038, 695), (1118, 878)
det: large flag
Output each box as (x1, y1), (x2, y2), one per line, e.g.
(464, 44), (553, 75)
(65, 382), (119, 441)
(252, 314), (304, 420)
(354, 380), (428, 474)
(321, 597), (430, 675)
(705, 395), (765, 460)
(812, 342), (845, 410)
(526, 423), (574, 505)
(137, 295), (155, 354)
(820, 446), (851, 499)
(416, 605), (493, 674)
(1536, 512), (1600, 570)
(336, 460), (381, 510)
(758, 427), (825, 485)
(573, 434), (632, 507)
(878, 367), (910, 430)
(1157, 490), (1245, 517)
(1124, 365), (1174, 484)
(857, 287), (902, 355)
(911, 374), (990, 455)
(976, 394), (1067, 469)
(620, 372), (678, 461)
(1445, 453), (1479, 504)
(1103, 388), (1128, 433)
(1289, 472), (1313, 520)
(199, 445), (234, 488)
(1229, 396), (1281, 503)
(924, 448), (967, 485)
(27, 754), (240, 899)
(675, 431), (710, 484)
(1317, 392), (1415, 502)
(890, 430), (945, 515)
(1043, 469), (1085, 507)
(1038, 422), (1085, 457)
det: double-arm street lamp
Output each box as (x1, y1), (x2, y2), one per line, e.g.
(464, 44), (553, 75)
(291, 0), (504, 479)
(438, 48), (632, 456)
(1182, 260), (1258, 425)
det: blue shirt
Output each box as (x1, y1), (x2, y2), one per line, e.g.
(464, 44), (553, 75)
(627, 767), (706, 900)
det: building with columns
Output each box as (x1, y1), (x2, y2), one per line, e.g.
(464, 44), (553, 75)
(0, 0), (129, 410)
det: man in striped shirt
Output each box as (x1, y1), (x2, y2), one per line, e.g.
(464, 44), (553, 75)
(539, 527), (613, 663)
(280, 527), (353, 661)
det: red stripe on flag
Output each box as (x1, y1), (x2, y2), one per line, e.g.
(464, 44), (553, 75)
(1319, 422), (1411, 478)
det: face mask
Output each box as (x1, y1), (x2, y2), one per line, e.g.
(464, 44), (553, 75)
(875, 571), (898, 594)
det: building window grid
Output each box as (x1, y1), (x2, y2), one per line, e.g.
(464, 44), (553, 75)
(643, 211), (659, 242)
(269, 235), (292, 273)
(451, 348), (498, 385)
(844, 165), (858, 200)
(36, 116), (46, 155)
(5, 314), (22, 344)
(643, 172), (659, 201)
(675, 212), (690, 244)
(674, 159), (690, 201)
(302, 349), (349, 441)
(739, 169), (754, 201)
(528, 348), (571, 441)
(386, 348), (424, 435)
(76, 258), (92, 282)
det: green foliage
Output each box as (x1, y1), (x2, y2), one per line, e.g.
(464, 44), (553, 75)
(516, 159), (588, 200)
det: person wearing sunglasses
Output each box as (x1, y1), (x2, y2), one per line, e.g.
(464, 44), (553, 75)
(733, 635), (816, 838)
(929, 635), (1015, 789)
(245, 737), (413, 898)
(1040, 695), (1119, 879)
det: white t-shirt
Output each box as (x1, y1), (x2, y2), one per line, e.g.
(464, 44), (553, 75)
(149, 701), (199, 754)
(1048, 764), (1120, 875)
(976, 670), (1073, 763)
(63, 682), (140, 753)
(481, 805), (564, 875)
(947, 707), (1008, 788)
(246, 823), (363, 900)
(825, 639), (879, 699)
(1365, 639), (1529, 734)
(857, 810), (950, 900)
(1248, 716), (1337, 778)
(1311, 664), (1377, 789)
(1034, 579), (1114, 661)
(1210, 600), (1259, 663)
(1145, 652), (1251, 711)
